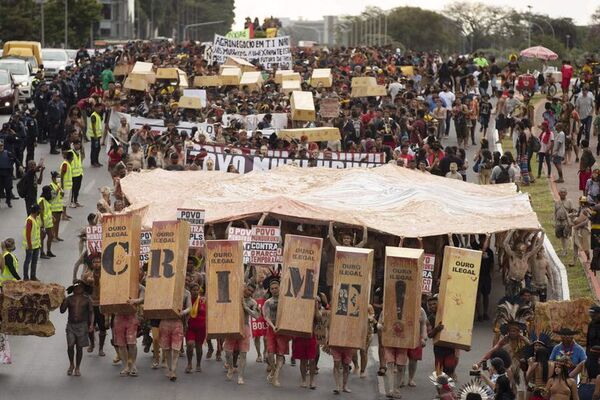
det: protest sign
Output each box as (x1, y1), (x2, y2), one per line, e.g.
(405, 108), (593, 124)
(86, 225), (102, 254)
(422, 254), (435, 294)
(211, 35), (292, 69)
(227, 227), (252, 263)
(434, 246), (482, 351)
(139, 229), (152, 267)
(222, 112), (288, 131)
(176, 208), (205, 248)
(182, 89), (207, 108)
(534, 298), (594, 346)
(130, 115), (216, 139)
(319, 98), (340, 118)
(100, 213), (141, 314)
(251, 297), (268, 337)
(144, 221), (190, 319)
(205, 240), (245, 338)
(276, 235), (322, 336)
(382, 247), (424, 349)
(329, 247), (373, 349)
(226, 29), (250, 39)
(250, 226), (282, 265)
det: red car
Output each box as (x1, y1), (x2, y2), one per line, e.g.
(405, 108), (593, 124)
(0, 69), (18, 114)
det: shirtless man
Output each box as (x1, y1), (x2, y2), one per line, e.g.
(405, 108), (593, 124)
(572, 196), (593, 267)
(528, 249), (552, 303)
(328, 221), (368, 249)
(503, 230), (544, 297)
(262, 275), (289, 387)
(160, 287), (191, 381)
(224, 281), (261, 385)
(60, 280), (94, 377)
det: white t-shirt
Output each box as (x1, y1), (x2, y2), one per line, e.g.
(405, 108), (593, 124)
(553, 131), (566, 157)
(539, 131), (555, 154)
(438, 91), (455, 110)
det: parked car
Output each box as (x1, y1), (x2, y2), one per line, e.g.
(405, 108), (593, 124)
(0, 58), (34, 101)
(0, 69), (18, 113)
(41, 48), (71, 77)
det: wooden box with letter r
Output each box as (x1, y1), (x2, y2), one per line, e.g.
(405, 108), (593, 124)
(328, 246), (373, 349)
(100, 213), (141, 314)
(434, 246), (481, 351)
(143, 221), (190, 319)
(276, 235), (322, 337)
(382, 247), (424, 349)
(205, 240), (245, 338)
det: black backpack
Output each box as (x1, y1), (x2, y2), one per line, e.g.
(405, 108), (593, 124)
(496, 165), (510, 184)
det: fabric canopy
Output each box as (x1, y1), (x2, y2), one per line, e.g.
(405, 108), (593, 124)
(120, 164), (541, 237)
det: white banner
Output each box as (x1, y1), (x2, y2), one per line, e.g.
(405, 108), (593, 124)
(130, 116), (216, 140)
(211, 35), (292, 69)
(222, 113), (288, 131)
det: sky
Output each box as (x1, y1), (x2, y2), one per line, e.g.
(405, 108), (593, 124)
(232, 0), (596, 30)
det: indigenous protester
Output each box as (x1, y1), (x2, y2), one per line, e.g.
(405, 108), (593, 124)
(185, 282), (206, 374)
(60, 280), (94, 377)
(159, 286), (191, 381)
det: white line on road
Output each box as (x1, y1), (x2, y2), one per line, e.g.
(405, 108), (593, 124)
(370, 346), (386, 396)
(83, 179), (97, 194)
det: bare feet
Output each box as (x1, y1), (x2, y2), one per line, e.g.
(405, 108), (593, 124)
(73, 368), (81, 377)
(67, 366), (74, 376)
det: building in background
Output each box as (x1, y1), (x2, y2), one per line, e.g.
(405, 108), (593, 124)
(97, 0), (135, 40)
(278, 16), (337, 46)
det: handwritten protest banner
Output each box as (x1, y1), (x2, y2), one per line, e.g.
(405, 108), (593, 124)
(176, 208), (205, 248)
(139, 229), (152, 267)
(422, 254), (435, 294)
(251, 297), (268, 337)
(211, 35), (292, 69)
(250, 225), (282, 265)
(227, 227), (252, 264)
(319, 98), (340, 118)
(129, 116), (216, 140)
(86, 225), (102, 254)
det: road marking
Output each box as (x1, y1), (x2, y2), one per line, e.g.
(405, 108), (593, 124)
(83, 179), (97, 194)
(369, 346), (386, 395)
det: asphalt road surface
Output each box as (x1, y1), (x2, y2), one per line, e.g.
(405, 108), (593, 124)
(0, 111), (505, 400)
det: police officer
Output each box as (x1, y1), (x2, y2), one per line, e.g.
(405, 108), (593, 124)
(23, 108), (39, 163)
(0, 139), (16, 207)
(47, 91), (66, 154)
(33, 81), (51, 144)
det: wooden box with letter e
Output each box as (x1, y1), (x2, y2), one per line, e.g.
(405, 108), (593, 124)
(328, 246), (373, 349)
(382, 247), (424, 349)
(100, 213), (141, 314)
(434, 246), (481, 351)
(276, 235), (322, 337)
(290, 91), (316, 121)
(205, 240), (245, 338)
(143, 221), (190, 319)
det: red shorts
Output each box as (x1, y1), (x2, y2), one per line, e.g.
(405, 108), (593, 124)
(292, 335), (318, 360)
(223, 325), (252, 353)
(113, 314), (138, 347)
(407, 345), (423, 361)
(185, 317), (206, 344)
(266, 326), (290, 355)
(579, 170), (592, 191)
(384, 347), (408, 366)
(435, 352), (459, 372)
(159, 319), (184, 350)
(330, 346), (355, 365)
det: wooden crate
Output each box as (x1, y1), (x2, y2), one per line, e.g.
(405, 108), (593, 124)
(205, 240), (245, 338)
(275, 69), (300, 84)
(220, 67), (242, 86)
(351, 76), (377, 87)
(100, 214), (141, 314)
(382, 247), (424, 349)
(277, 127), (340, 142)
(178, 96), (202, 110)
(290, 91), (315, 121)
(156, 68), (179, 80)
(224, 56), (257, 73)
(276, 234), (322, 336)
(328, 246), (373, 349)
(194, 75), (222, 87)
(281, 79), (301, 94)
(143, 221), (190, 319)
(239, 71), (264, 90)
(113, 64), (132, 76)
(434, 246), (482, 351)
(351, 85), (387, 98)
(311, 68), (332, 87)
(123, 76), (148, 92)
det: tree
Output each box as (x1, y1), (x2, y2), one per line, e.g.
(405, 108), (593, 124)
(0, 0), (39, 43)
(444, 2), (509, 51)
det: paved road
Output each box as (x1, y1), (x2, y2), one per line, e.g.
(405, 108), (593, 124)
(0, 111), (505, 400)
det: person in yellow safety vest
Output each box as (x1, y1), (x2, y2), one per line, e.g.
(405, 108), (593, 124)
(38, 185), (55, 259)
(22, 204), (41, 281)
(49, 171), (65, 242)
(87, 103), (104, 168)
(60, 150), (73, 221)
(69, 141), (84, 208)
(0, 238), (21, 284)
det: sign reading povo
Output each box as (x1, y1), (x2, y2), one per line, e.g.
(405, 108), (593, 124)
(329, 246), (373, 349)
(422, 254), (435, 294)
(250, 225), (282, 265)
(143, 221), (190, 319)
(86, 225), (102, 254)
(176, 208), (205, 248)
(100, 213), (141, 314)
(276, 234), (322, 337)
(227, 227), (252, 264)
(139, 230), (152, 267)
(205, 240), (246, 338)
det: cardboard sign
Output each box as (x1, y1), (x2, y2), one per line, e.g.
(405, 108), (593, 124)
(291, 91), (316, 121)
(434, 246), (482, 351)
(86, 225), (102, 254)
(534, 298), (594, 346)
(176, 208), (205, 248)
(276, 234), (322, 336)
(251, 297), (268, 337)
(139, 229), (152, 268)
(178, 96), (202, 110)
(277, 127), (341, 142)
(250, 225), (282, 265)
(328, 247), (373, 349)
(382, 247), (424, 349)
(100, 214), (141, 314)
(205, 240), (245, 337)
(422, 254), (435, 294)
(143, 221), (190, 319)
(319, 98), (340, 118)
(315, 309), (330, 345)
(227, 227), (252, 264)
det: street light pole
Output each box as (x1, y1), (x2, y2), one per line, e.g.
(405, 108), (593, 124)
(65, 0), (68, 48)
(566, 34), (570, 49)
(41, 0), (45, 47)
(182, 20), (225, 42)
(527, 5), (532, 48)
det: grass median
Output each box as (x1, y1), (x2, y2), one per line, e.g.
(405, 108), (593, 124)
(501, 137), (593, 298)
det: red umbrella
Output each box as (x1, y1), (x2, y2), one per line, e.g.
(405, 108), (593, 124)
(519, 46), (558, 61)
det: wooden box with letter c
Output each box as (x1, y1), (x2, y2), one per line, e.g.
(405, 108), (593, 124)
(276, 234), (322, 337)
(328, 246), (373, 349)
(205, 240), (245, 338)
(434, 246), (481, 351)
(100, 213), (141, 314)
(143, 220), (190, 319)
(382, 247), (424, 349)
